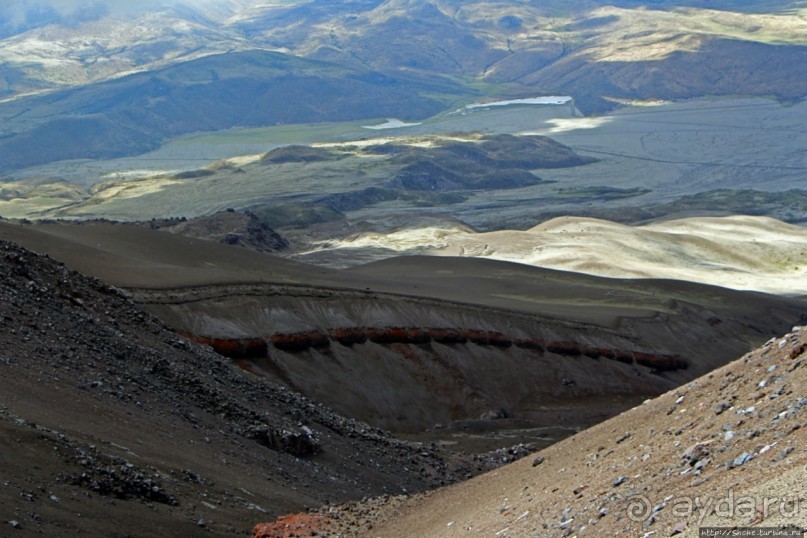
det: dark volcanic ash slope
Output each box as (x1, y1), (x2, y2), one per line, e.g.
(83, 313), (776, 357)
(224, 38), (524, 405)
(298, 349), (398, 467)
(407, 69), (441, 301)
(0, 239), (478, 537)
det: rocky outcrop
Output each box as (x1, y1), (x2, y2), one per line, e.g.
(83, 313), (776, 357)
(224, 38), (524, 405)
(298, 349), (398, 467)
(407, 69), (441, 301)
(245, 425), (321, 458)
(270, 330), (330, 351)
(182, 325), (691, 434)
(634, 350), (689, 370)
(252, 513), (331, 538)
(154, 209), (289, 252)
(365, 327), (430, 345)
(545, 340), (581, 356)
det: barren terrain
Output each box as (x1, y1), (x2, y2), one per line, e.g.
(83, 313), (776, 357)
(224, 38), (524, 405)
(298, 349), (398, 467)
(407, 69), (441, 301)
(255, 325), (807, 537)
(325, 215), (807, 295)
(2, 218), (804, 453)
(0, 4), (805, 536)
(0, 237), (502, 537)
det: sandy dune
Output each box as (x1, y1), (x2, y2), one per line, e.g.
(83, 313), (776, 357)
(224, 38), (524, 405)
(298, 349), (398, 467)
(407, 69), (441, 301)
(327, 215), (807, 296)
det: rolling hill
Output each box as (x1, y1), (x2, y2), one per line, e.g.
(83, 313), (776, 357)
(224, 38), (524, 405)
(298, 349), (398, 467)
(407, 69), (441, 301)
(323, 215), (807, 295)
(0, 49), (472, 171)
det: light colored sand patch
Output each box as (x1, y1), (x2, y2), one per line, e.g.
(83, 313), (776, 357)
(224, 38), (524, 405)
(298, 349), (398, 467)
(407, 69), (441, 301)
(521, 116), (613, 135)
(362, 118), (423, 130)
(313, 138), (440, 150)
(101, 169), (183, 180)
(89, 177), (182, 202)
(308, 224), (473, 255)
(213, 154), (264, 168)
(330, 216), (807, 296)
(313, 133), (480, 150)
(604, 98), (673, 107)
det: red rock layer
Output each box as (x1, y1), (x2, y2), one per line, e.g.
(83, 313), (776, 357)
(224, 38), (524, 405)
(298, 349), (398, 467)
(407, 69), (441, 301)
(270, 331), (329, 351)
(184, 327), (688, 371)
(186, 335), (267, 359)
(252, 513), (331, 538)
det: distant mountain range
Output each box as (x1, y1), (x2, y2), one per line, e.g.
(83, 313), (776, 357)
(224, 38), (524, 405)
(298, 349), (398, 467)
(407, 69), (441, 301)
(1, 0), (805, 172)
(0, 49), (470, 170)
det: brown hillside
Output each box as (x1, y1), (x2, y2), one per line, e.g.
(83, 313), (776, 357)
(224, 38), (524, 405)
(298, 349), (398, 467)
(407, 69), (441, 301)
(291, 326), (807, 536)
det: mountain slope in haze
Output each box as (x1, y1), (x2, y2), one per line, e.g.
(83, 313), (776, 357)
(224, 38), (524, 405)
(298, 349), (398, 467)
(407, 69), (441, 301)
(0, 237), (483, 537)
(3, 0), (801, 92)
(0, 49), (471, 171)
(506, 5), (807, 113)
(1, 1), (804, 173)
(0, 8), (240, 96)
(254, 0), (807, 113)
(321, 215), (807, 296)
(259, 324), (807, 537)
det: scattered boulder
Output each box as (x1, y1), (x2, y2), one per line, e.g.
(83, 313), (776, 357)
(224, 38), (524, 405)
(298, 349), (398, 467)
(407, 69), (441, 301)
(682, 441), (712, 466)
(480, 409), (509, 420)
(246, 426), (321, 458)
(713, 401), (731, 415)
(730, 452), (752, 468)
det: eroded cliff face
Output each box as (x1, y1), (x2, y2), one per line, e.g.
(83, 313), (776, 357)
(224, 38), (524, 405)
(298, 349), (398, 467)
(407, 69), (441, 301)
(184, 326), (687, 435)
(132, 282), (802, 441)
(191, 327), (687, 370)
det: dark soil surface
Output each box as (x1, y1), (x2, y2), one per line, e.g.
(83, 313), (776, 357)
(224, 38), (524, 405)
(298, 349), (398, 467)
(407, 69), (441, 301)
(0, 239), (495, 536)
